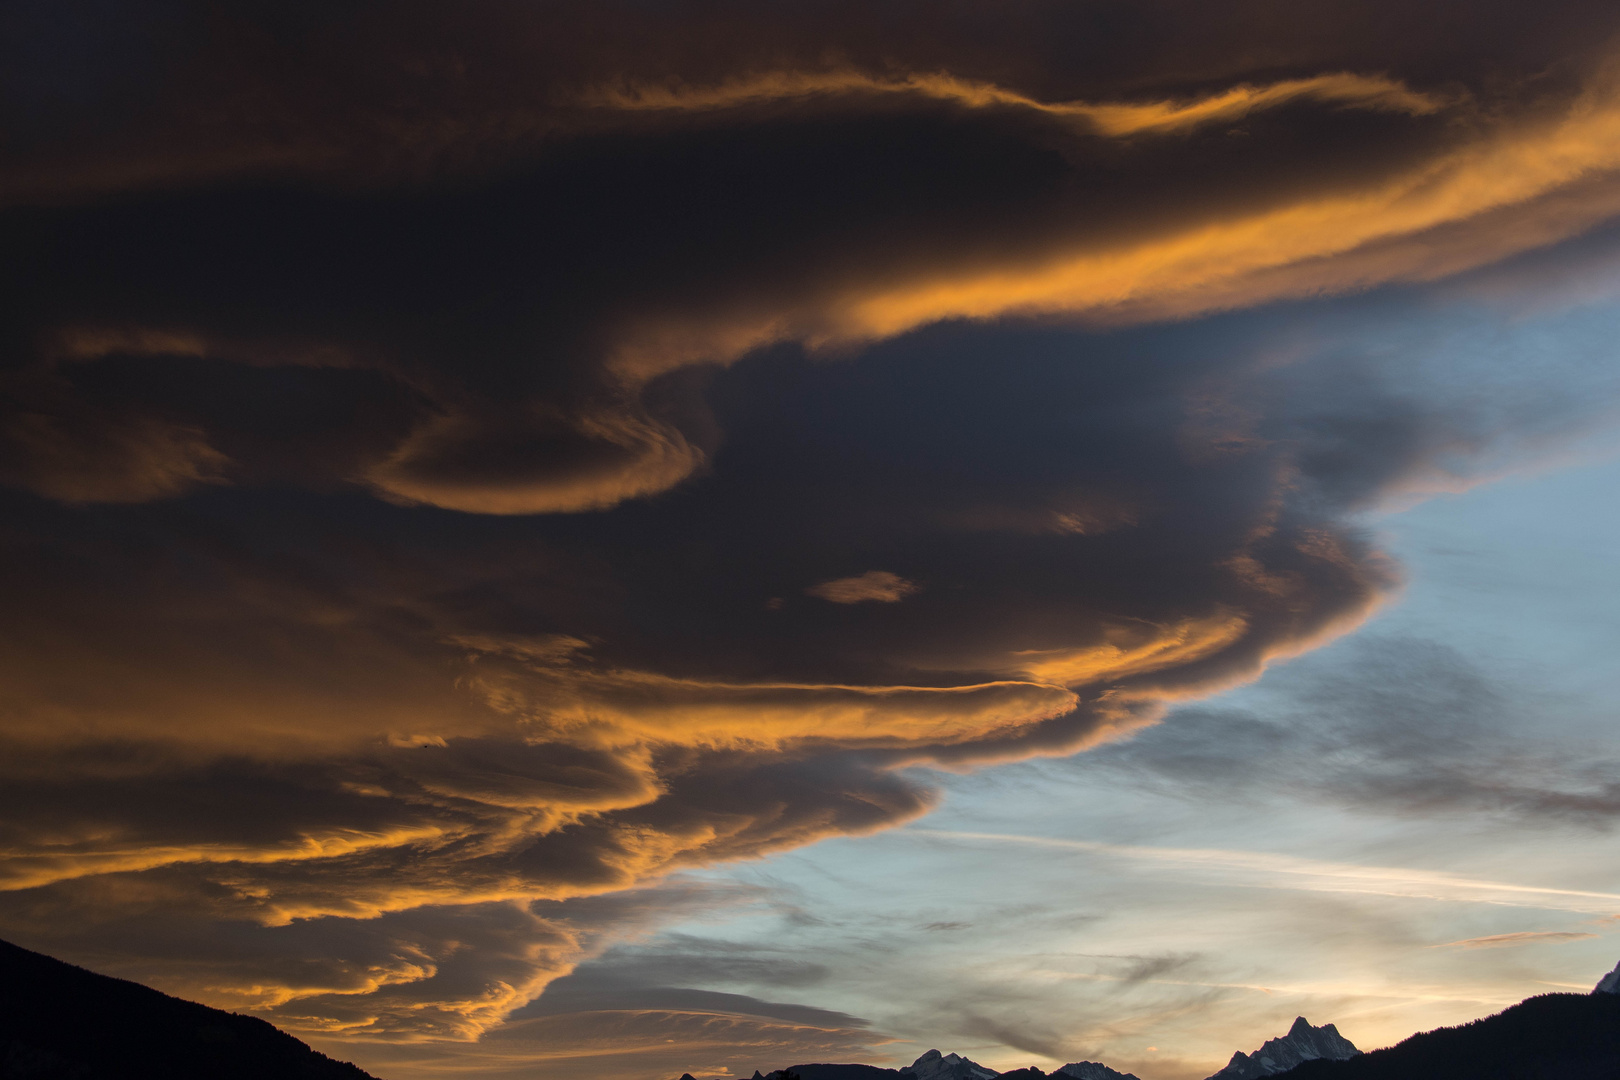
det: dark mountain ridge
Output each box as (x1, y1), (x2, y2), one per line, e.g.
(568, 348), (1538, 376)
(1275, 991), (1620, 1080)
(1213, 1017), (1359, 1079)
(0, 937), (380, 1080)
(722, 1052), (1130, 1080)
(707, 968), (1620, 1080)
(5, 934), (1618, 1080)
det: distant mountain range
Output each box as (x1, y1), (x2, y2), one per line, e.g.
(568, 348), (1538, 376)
(4, 934), (1620, 1080)
(699, 962), (1620, 1080)
(0, 937), (378, 1080)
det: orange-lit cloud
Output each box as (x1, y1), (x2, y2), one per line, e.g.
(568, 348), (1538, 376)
(515, 58), (1620, 424)
(806, 571), (919, 604)
(364, 406), (704, 515)
(595, 60), (1620, 383)
(459, 651), (1075, 752)
(4, 0), (1620, 1059)
(586, 69), (1445, 136)
(832, 80), (1620, 335)
(0, 304), (1407, 1036)
(1012, 613), (1248, 688)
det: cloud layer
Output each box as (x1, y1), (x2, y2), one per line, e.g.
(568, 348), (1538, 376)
(6, 0), (1620, 1057)
(1087, 634), (1620, 827)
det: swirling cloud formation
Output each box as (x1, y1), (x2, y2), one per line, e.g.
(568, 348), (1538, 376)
(3, 0), (1620, 1059)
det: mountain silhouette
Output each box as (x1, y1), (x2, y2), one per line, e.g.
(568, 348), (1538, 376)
(1210, 1017), (1360, 1078)
(709, 967), (1620, 1080)
(0, 937), (380, 1080)
(1275, 992), (1620, 1080)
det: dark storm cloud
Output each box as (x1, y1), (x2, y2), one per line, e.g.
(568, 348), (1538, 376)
(4, 0), (1616, 201)
(6, 0), (1620, 1050)
(6, 0), (1620, 520)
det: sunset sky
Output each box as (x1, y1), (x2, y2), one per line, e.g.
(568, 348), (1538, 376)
(7, 4), (1620, 1080)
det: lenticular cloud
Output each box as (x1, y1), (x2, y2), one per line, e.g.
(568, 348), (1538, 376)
(6, 0), (1620, 1047)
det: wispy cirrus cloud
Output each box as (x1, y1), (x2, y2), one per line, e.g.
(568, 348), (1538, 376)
(1084, 634), (1620, 828)
(1434, 931), (1600, 949)
(909, 829), (1620, 913)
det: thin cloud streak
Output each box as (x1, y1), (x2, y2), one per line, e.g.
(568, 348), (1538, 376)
(1433, 931), (1600, 949)
(911, 830), (1620, 913)
(586, 69), (1445, 135)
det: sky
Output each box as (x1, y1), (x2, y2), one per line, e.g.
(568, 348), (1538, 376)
(5, 3), (1620, 1079)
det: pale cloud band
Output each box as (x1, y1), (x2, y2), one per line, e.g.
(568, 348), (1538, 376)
(1435, 932), (1601, 950)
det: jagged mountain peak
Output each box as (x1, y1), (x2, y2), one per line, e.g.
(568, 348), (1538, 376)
(909, 1049), (1000, 1080)
(1593, 960), (1620, 994)
(1206, 1016), (1359, 1080)
(1055, 1061), (1142, 1080)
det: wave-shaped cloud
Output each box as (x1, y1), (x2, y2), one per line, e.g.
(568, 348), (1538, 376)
(4, 0), (1620, 1055)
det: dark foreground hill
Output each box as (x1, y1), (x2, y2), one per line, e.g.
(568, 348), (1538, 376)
(0, 937), (380, 1080)
(1277, 992), (1620, 1080)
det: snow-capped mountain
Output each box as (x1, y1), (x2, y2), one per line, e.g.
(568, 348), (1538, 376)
(1055, 1061), (1141, 1080)
(720, 963), (1620, 1080)
(909, 1049), (1001, 1080)
(1205, 1017), (1360, 1080)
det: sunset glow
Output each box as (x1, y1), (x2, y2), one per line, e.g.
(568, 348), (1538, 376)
(7, 4), (1620, 1080)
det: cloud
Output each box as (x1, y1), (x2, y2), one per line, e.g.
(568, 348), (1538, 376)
(358, 1007), (884, 1080)
(910, 830), (1620, 913)
(5, 5), (1620, 400)
(806, 572), (920, 604)
(587, 69), (1445, 136)
(1117, 954), (1200, 985)
(0, 409), (227, 503)
(1434, 931), (1600, 949)
(6, 0), (1620, 1059)
(813, 71), (1620, 342)
(518, 942), (856, 1021)
(441, 934), (889, 1080)
(0, 290), (1576, 1039)
(364, 404), (705, 515)
(0, 362), (229, 502)
(1085, 634), (1620, 827)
